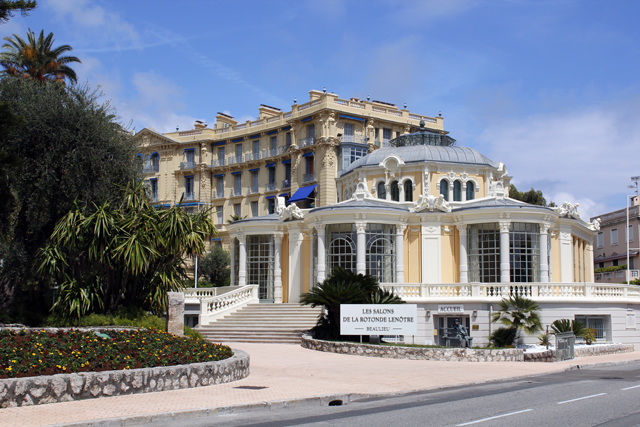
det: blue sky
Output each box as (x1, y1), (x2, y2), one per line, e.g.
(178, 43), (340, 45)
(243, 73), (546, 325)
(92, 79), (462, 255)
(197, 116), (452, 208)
(3, 0), (640, 219)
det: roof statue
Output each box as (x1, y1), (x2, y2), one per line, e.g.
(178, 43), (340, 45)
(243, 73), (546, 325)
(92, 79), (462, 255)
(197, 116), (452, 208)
(554, 202), (581, 219)
(410, 194), (451, 213)
(276, 196), (304, 221)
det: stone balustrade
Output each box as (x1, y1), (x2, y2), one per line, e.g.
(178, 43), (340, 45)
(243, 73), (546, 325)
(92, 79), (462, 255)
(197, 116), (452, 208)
(199, 285), (259, 325)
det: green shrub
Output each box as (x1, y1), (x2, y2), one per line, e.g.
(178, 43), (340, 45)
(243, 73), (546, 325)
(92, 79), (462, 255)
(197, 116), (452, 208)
(551, 319), (585, 337)
(582, 328), (597, 345)
(594, 264), (627, 273)
(538, 332), (551, 346)
(489, 327), (517, 347)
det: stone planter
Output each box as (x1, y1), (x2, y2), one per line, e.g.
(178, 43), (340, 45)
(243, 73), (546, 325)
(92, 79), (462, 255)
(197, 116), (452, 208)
(0, 350), (249, 408)
(301, 335), (524, 362)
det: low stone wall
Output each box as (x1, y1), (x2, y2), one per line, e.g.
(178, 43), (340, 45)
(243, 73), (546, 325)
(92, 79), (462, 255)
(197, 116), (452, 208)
(523, 343), (634, 362)
(0, 350), (249, 408)
(301, 336), (523, 362)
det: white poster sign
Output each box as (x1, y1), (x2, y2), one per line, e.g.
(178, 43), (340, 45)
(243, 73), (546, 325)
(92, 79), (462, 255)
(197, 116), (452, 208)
(627, 312), (636, 329)
(340, 304), (417, 336)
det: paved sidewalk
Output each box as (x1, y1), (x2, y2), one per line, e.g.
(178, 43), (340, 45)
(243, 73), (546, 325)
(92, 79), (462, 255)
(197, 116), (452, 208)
(1, 344), (640, 427)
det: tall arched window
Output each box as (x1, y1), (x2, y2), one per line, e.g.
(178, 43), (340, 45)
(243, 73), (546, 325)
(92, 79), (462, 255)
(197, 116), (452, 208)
(390, 181), (400, 201)
(404, 180), (413, 202)
(151, 153), (159, 172)
(366, 224), (396, 283)
(377, 181), (386, 200)
(440, 180), (449, 201)
(453, 180), (462, 201)
(327, 224), (356, 275)
(466, 181), (475, 201)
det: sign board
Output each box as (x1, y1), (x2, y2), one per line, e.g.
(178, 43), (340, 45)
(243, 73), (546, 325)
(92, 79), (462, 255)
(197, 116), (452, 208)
(627, 312), (636, 329)
(438, 304), (464, 314)
(340, 304), (417, 336)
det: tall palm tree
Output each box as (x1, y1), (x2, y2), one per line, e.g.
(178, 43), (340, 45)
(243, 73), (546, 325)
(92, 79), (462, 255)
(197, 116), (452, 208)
(0, 29), (81, 84)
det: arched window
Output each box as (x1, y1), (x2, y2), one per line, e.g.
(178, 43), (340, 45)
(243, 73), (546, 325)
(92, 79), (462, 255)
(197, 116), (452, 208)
(404, 180), (413, 202)
(327, 224), (356, 275)
(151, 153), (159, 172)
(454, 180), (462, 201)
(466, 181), (475, 201)
(366, 224), (396, 283)
(377, 181), (386, 200)
(440, 180), (449, 201)
(390, 181), (400, 201)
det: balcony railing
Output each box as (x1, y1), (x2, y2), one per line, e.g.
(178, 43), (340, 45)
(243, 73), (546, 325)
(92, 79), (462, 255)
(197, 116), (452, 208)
(180, 161), (197, 170)
(262, 148), (277, 158)
(338, 135), (367, 144)
(245, 152), (261, 162)
(227, 156), (242, 165)
(150, 194), (158, 202)
(298, 136), (315, 147)
(212, 190), (224, 199)
(248, 185), (259, 195)
(282, 179), (291, 189)
(278, 145), (290, 155)
(378, 282), (640, 302)
(184, 192), (195, 201)
(143, 164), (159, 173)
(303, 172), (315, 182)
(264, 182), (277, 192)
(230, 188), (243, 197)
(211, 159), (225, 167)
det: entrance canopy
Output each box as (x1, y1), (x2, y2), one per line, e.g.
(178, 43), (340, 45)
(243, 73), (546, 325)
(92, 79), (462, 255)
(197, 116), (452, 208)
(289, 184), (317, 203)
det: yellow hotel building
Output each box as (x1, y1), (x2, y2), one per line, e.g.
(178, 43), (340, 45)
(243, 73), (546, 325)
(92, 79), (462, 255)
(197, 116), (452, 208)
(135, 89), (640, 347)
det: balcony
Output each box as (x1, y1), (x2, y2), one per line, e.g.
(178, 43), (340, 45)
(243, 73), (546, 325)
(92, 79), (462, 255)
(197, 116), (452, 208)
(248, 185), (259, 195)
(303, 172), (315, 182)
(264, 182), (277, 192)
(211, 159), (225, 167)
(278, 145), (290, 154)
(143, 164), (159, 173)
(245, 152), (261, 162)
(338, 135), (367, 144)
(212, 190), (224, 199)
(298, 136), (315, 147)
(184, 192), (195, 201)
(150, 194), (158, 203)
(230, 188), (243, 197)
(282, 179), (291, 189)
(262, 148), (277, 158)
(180, 161), (197, 170)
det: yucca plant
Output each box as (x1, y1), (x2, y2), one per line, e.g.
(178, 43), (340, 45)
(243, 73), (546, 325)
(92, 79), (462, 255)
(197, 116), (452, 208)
(492, 295), (542, 342)
(550, 319), (585, 337)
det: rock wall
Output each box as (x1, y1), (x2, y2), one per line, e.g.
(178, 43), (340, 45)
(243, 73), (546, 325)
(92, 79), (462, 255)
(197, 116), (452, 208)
(301, 336), (524, 362)
(523, 343), (634, 362)
(0, 350), (249, 408)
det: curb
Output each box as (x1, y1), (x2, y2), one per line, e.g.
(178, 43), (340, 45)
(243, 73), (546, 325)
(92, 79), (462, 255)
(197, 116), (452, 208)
(48, 357), (640, 427)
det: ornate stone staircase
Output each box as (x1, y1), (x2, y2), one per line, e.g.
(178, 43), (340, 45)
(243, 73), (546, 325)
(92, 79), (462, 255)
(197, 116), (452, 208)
(197, 303), (322, 344)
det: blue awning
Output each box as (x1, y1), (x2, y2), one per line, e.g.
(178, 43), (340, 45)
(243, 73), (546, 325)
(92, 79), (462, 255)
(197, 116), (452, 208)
(265, 195), (275, 199)
(302, 151), (314, 158)
(265, 163), (275, 168)
(266, 130), (277, 135)
(288, 184), (317, 203)
(214, 141), (226, 146)
(211, 238), (221, 241)
(301, 116), (313, 123)
(339, 114), (365, 122)
(282, 126), (291, 131)
(213, 174), (224, 177)
(231, 138), (243, 142)
(249, 134), (260, 139)
(231, 171), (242, 175)
(282, 159), (291, 164)
(249, 168), (259, 172)
(279, 193), (289, 197)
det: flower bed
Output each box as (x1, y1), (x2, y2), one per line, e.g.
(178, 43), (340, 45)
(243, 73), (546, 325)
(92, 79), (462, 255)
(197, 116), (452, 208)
(0, 328), (233, 379)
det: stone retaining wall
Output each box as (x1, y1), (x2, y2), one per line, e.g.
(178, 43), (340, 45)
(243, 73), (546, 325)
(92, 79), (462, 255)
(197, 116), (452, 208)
(524, 343), (635, 362)
(0, 350), (249, 408)
(301, 336), (524, 362)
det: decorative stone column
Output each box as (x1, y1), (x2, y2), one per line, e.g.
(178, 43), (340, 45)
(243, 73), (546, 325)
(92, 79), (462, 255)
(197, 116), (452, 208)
(461, 183), (467, 202)
(396, 224), (406, 283)
(356, 222), (367, 275)
(316, 224), (326, 283)
(540, 223), (551, 283)
(457, 224), (468, 283)
(558, 225), (573, 283)
(274, 233), (283, 303)
(238, 234), (247, 287)
(288, 229), (305, 302)
(166, 292), (184, 336)
(499, 221), (511, 283)
(229, 238), (236, 287)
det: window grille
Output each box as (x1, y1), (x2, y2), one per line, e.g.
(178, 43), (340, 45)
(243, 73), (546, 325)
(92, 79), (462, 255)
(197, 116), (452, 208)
(404, 180), (413, 202)
(326, 224), (356, 275)
(468, 223), (500, 283)
(466, 182), (475, 200)
(390, 181), (400, 201)
(377, 182), (386, 199)
(247, 235), (274, 301)
(440, 180), (449, 201)
(453, 180), (462, 201)
(509, 223), (540, 282)
(365, 224), (396, 283)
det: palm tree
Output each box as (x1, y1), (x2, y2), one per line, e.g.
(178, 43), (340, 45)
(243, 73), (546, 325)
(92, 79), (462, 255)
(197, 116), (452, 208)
(492, 295), (542, 337)
(0, 29), (81, 84)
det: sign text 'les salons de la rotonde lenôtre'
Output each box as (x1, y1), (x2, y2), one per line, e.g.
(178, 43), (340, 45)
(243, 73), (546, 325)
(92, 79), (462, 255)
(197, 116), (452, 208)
(340, 304), (418, 336)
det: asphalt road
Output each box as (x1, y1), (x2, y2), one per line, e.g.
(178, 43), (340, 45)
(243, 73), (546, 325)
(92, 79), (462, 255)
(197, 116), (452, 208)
(137, 362), (640, 427)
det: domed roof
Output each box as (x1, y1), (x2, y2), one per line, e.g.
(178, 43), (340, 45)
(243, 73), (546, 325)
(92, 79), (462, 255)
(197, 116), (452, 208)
(342, 144), (499, 175)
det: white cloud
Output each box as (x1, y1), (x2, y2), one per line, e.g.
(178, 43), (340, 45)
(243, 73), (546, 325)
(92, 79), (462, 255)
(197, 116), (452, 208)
(478, 100), (640, 216)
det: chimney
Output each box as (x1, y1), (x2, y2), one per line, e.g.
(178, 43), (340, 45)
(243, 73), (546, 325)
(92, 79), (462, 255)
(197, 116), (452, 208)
(194, 120), (205, 130)
(632, 195), (639, 207)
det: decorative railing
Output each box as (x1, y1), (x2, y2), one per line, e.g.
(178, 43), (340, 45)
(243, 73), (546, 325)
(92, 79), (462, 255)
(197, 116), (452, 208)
(262, 148), (277, 158)
(338, 135), (367, 144)
(184, 192), (195, 201)
(250, 120), (262, 127)
(278, 145), (289, 154)
(267, 116), (280, 123)
(264, 182), (277, 192)
(215, 128), (230, 134)
(227, 156), (242, 165)
(298, 101), (311, 111)
(230, 188), (242, 197)
(150, 194), (158, 203)
(245, 152), (261, 162)
(303, 172), (315, 182)
(282, 179), (291, 189)
(211, 159), (225, 167)
(372, 106), (401, 116)
(379, 282), (640, 301)
(596, 270), (639, 282)
(409, 114), (437, 123)
(143, 164), (159, 173)
(183, 286), (238, 301)
(248, 185), (259, 195)
(199, 285), (259, 324)
(310, 100), (321, 107)
(284, 112), (292, 118)
(180, 161), (197, 170)
(298, 136), (315, 147)
(211, 190), (224, 199)
(179, 130), (202, 137)
(233, 124), (247, 131)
